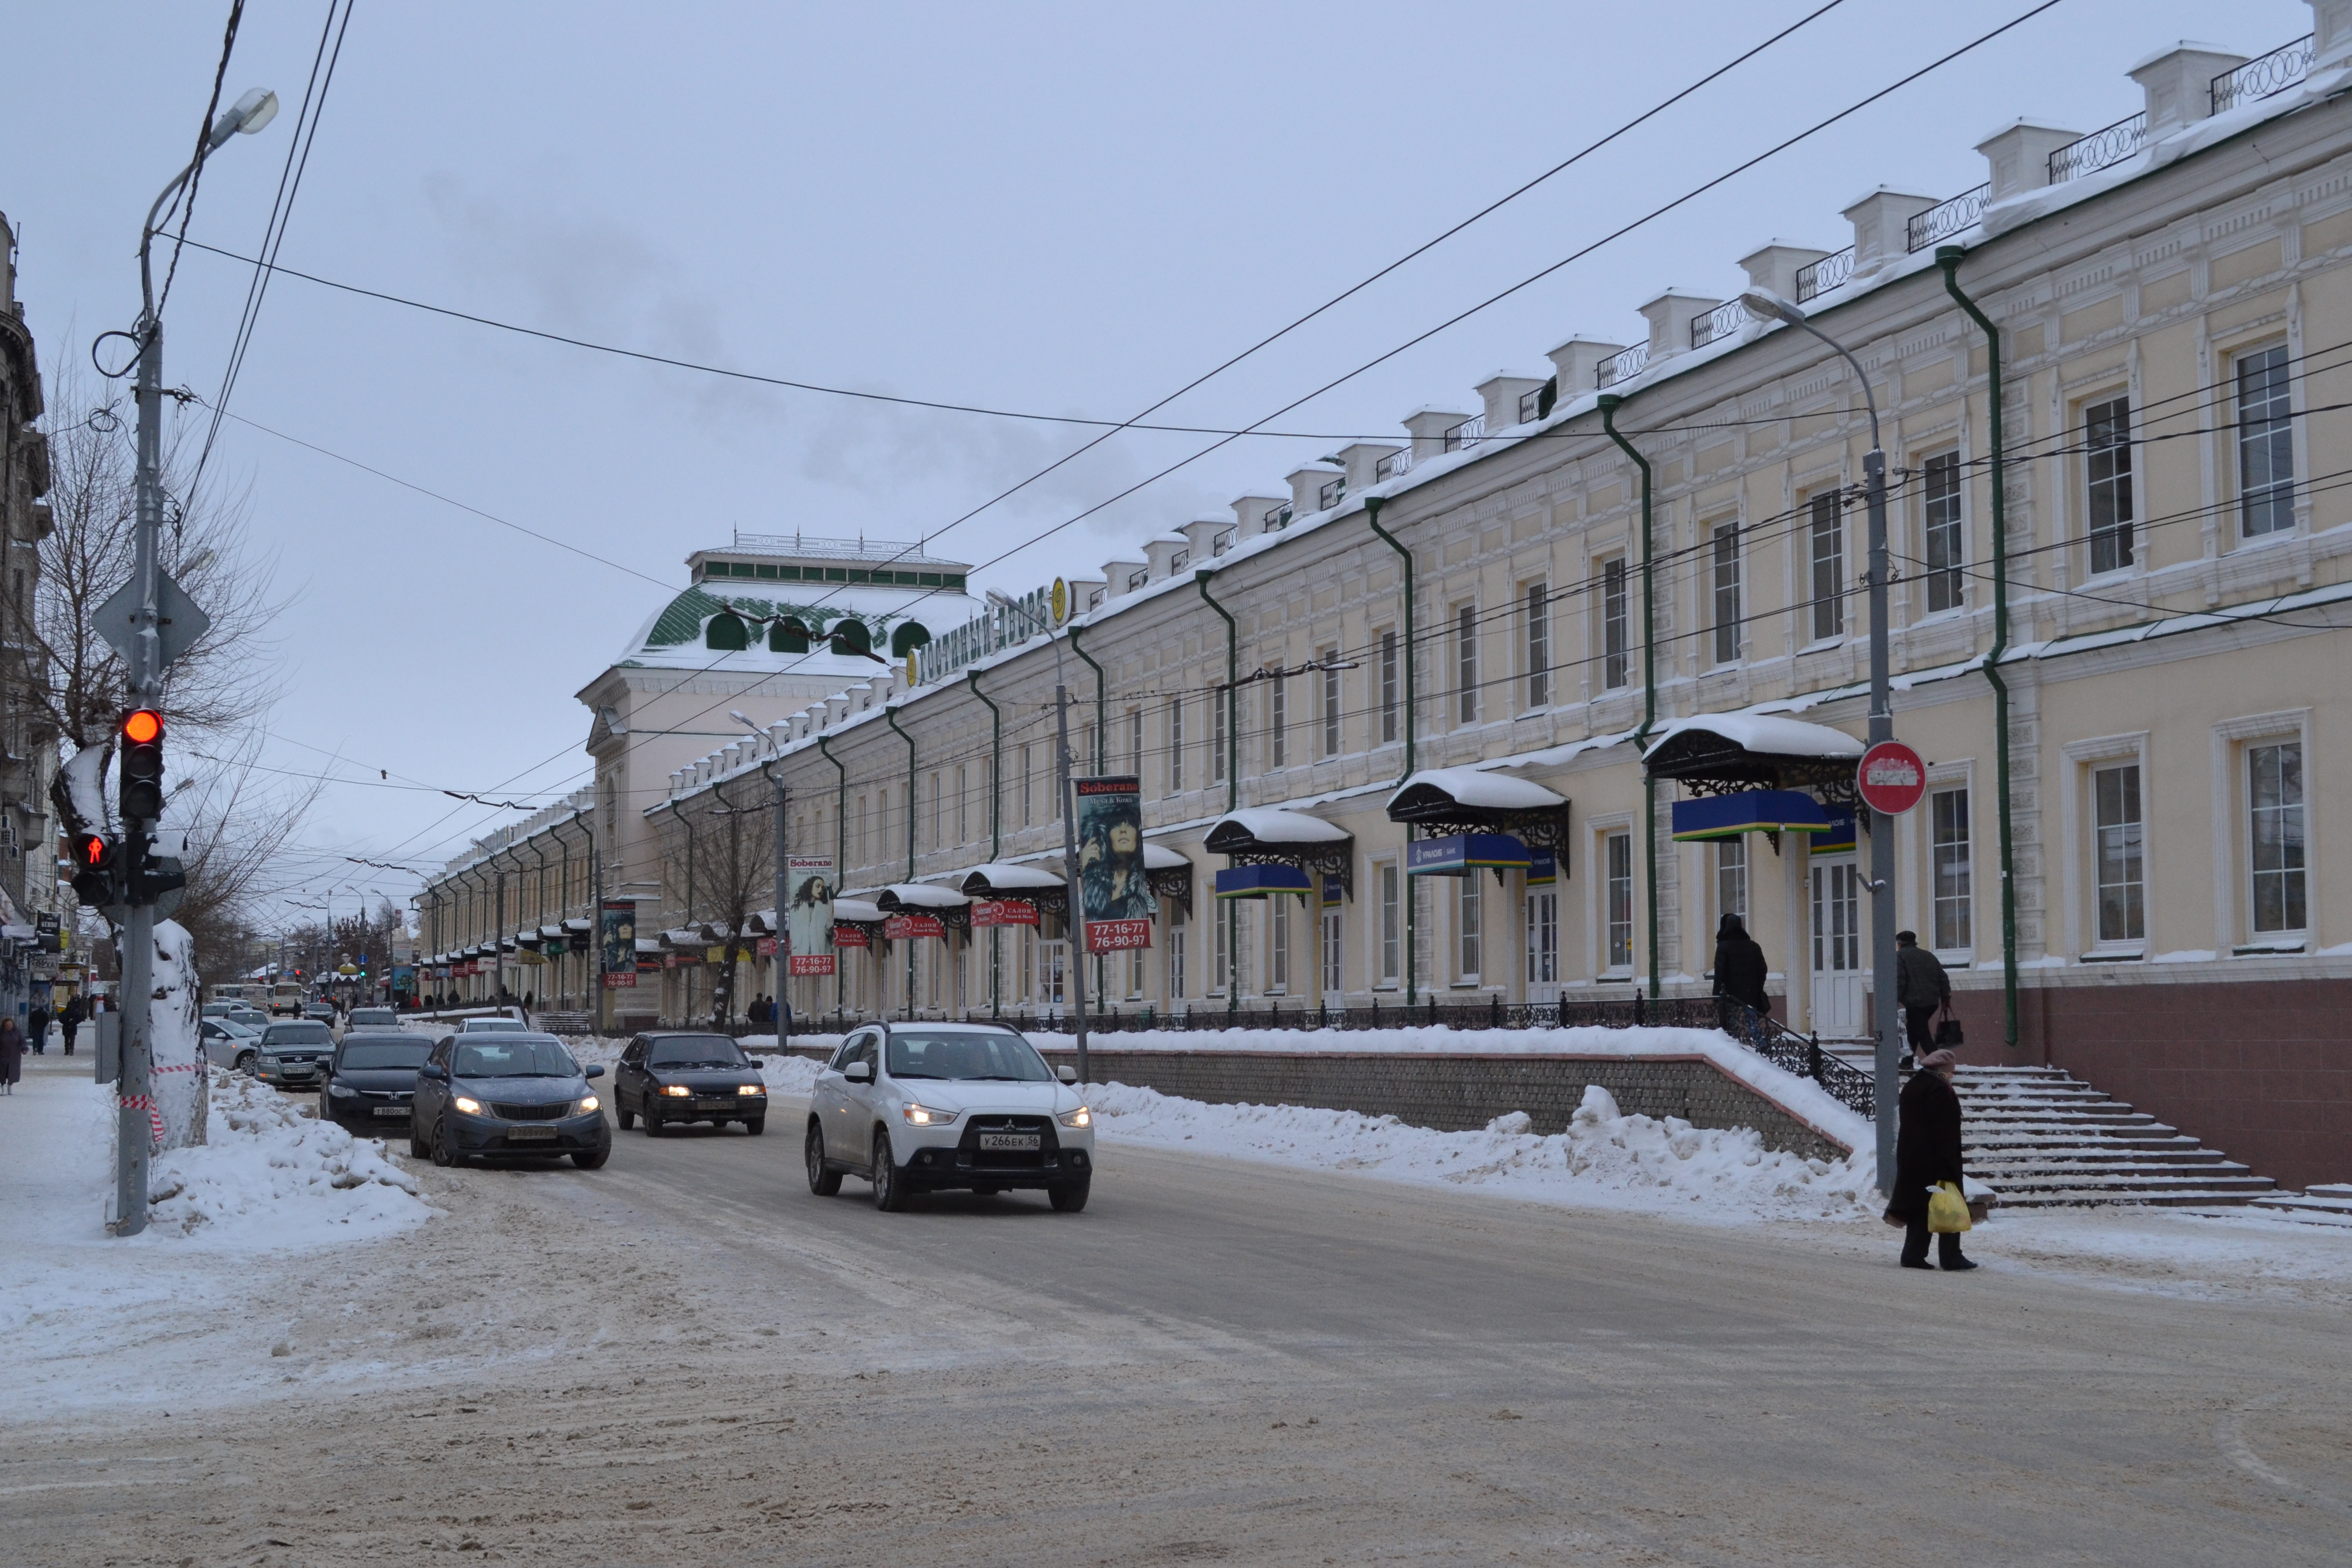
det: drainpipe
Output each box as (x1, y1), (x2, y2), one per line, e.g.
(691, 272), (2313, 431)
(1598, 395), (1660, 1003)
(815, 733), (848, 1018)
(1363, 496), (1419, 1007)
(1195, 570), (1240, 1014)
(1939, 246), (2019, 1050)
(967, 670), (1002, 1017)
(1068, 622), (1107, 772)
(885, 704), (918, 1019)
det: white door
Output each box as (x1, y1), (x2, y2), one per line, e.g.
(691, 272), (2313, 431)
(1038, 939), (1067, 1018)
(1524, 890), (1560, 1004)
(1321, 908), (1344, 1008)
(1809, 855), (1866, 1036)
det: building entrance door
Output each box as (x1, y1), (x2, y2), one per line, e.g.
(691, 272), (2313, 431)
(1524, 890), (1560, 1004)
(1809, 855), (1866, 1036)
(1038, 939), (1067, 1018)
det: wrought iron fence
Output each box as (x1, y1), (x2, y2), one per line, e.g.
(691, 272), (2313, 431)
(1793, 246), (1854, 303)
(1375, 448), (1412, 481)
(1594, 342), (1649, 388)
(1906, 183), (1990, 253)
(1689, 298), (1749, 350)
(2212, 33), (2315, 115)
(2047, 111), (2146, 183)
(1441, 414), (1485, 452)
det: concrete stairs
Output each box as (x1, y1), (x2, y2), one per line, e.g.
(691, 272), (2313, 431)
(2245, 1183), (2352, 1225)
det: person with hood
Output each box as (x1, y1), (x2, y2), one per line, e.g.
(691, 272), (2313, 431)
(61, 995), (85, 1057)
(1887, 1048), (1975, 1271)
(1710, 913), (1770, 1025)
(0, 1017), (21, 1094)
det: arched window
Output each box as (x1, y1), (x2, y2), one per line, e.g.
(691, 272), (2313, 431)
(705, 611), (750, 651)
(770, 618), (810, 654)
(890, 620), (933, 658)
(830, 618), (872, 657)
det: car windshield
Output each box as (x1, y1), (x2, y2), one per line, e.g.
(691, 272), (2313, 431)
(340, 1039), (431, 1070)
(265, 1022), (331, 1045)
(647, 1036), (746, 1068)
(454, 1038), (579, 1078)
(884, 1030), (1052, 1082)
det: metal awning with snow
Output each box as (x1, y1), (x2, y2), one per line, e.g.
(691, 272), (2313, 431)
(1386, 767), (1571, 854)
(877, 883), (970, 933)
(1143, 842), (1194, 910)
(562, 917), (592, 934)
(1641, 714), (1865, 800)
(958, 861), (1068, 917)
(1204, 808), (1354, 898)
(831, 898), (885, 926)
(537, 924), (567, 942)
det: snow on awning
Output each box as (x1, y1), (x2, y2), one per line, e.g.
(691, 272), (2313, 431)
(537, 924), (567, 941)
(958, 861), (1068, 916)
(659, 928), (702, 949)
(1143, 843), (1194, 909)
(561, 917), (592, 934)
(877, 883), (970, 931)
(1642, 713), (1865, 797)
(1386, 767), (1571, 852)
(747, 908), (779, 935)
(1204, 808), (1354, 898)
(831, 898), (885, 925)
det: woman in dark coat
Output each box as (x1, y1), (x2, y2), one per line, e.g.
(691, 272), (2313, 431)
(1711, 913), (1770, 1020)
(0, 1017), (21, 1093)
(1887, 1049), (1974, 1270)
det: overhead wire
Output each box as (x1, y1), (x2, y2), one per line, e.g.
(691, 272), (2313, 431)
(154, 0), (246, 321)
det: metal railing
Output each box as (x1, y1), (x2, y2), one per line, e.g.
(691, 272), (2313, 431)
(1442, 414), (1485, 452)
(1907, 183), (1990, 253)
(1317, 478), (1345, 510)
(1794, 246), (1854, 302)
(1594, 342), (1649, 388)
(1375, 448), (1412, 481)
(1689, 298), (1748, 350)
(2048, 111), (2146, 183)
(2212, 33), (2315, 115)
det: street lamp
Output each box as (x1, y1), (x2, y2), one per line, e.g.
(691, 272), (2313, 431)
(1740, 287), (1902, 1193)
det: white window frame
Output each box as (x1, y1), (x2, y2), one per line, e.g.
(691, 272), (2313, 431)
(1600, 557), (1630, 690)
(1524, 581), (1550, 709)
(1374, 857), (1402, 989)
(1806, 488), (1845, 644)
(2231, 338), (2295, 541)
(1319, 646), (1341, 758)
(1926, 773), (1975, 963)
(2061, 731), (2150, 959)
(1268, 673), (1287, 770)
(1378, 629), (1400, 744)
(1455, 875), (1482, 987)
(1920, 449), (1965, 616)
(2081, 392), (2137, 579)
(2210, 710), (2313, 955)
(1589, 815), (1636, 978)
(1706, 518), (1742, 667)
(1167, 697), (1185, 795)
(1455, 601), (1479, 725)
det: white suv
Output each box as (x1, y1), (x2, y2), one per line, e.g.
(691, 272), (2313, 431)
(806, 1022), (1095, 1212)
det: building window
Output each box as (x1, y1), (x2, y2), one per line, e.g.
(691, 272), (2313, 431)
(1709, 522), (1741, 664)
(1456, 603), (1478, 724)
(1379, 630), (1399, 743)
(955, 764), (968, 845)
(1168, 900), (1188, 998)
(1601, 558), (1629, 690)
(1524, 890), (1558, 986)
(1457, 876), (1482, 983)
(1525, 582), (1550, 707)
(1808, 492), (1844, 641)
(1269, 899), (1290, 993)
(2093, 763), (2145, 944)
(1212, 693), (1228, 784)
(1716, 838), (1747, 923)
(1128, 707), (1143, 776)
(928, 771), (940, 851)
(1922, 451), (1964, 612)
(2249, 741), (2307, 934)
(1267, 675), (1287, 769)
(705, 611), (750, 651)
(1212, 899), (1230, 995)
(1019, 745), (1034, 826)
(2086, 395), (2135, 574)
(1319, 647), (1340, 757)
(2237, 345), (2294, 537)
(1167, 698), (1185, 794)
(1931, 787), (1972, 951)
(1605, 831), (1634, 971)
(1378, 862), (1401, 986)
(1321, 908), (1343, 996)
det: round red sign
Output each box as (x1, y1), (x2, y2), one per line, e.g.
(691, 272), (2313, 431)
(1856, 740), (1928, 815)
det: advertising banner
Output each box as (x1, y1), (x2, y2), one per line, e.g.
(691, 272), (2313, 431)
(883, 914), (944, 941)
(787, 855), (837, 976)
(756, 935), (778, 958)
(970, 898), (1040, 927)
(600, 899), (638, 989)
(1075, 775), (1153, 954)
(834, 923), (870, 949)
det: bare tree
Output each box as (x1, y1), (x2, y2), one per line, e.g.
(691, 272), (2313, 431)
(165, 728), (325, 987)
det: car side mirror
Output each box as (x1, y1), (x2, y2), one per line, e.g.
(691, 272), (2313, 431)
(584, 1065), (604, 1079)
(843, 1060), (873, 1083)
(1056, 1065), (1078, 1084)
(420, 1064), (445, 1080)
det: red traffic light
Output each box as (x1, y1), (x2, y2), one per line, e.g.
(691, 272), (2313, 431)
(122, 708), (162, 745)
(74, 832), (110, 868)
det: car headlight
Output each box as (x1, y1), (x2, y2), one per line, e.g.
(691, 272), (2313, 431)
(453, 1095), (484, 1115)
(1058, 1106), (1092, 1129)
(900, 1102), (957, 1126)
(577, 1094), (600, 1114)
(738, 1083), (766, 1096)
(658, 1084), (692, 1097)
(329, 1082), (358, 1097)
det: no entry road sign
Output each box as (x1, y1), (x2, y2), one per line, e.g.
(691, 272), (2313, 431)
(1856, 741), (1928, 815)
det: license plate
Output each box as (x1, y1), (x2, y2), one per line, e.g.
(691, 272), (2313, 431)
(372, 1107), (407, 1118)
(505, 1126), (556, 1142)
(978, 1132), (1040, 1152)
(695, 1098), (734, 1112)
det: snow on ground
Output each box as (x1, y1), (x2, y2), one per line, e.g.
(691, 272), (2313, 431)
(145, 1071), (427, 1243)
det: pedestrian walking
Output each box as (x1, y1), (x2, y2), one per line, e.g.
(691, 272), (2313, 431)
(26, 1003), (49, 1056)
(1886, 1048), (1975, 1271)
(0, 1017), (21, 1094)
(1895, 930), (1951, 1068)
(61, 995), (84, 1057)
(1710, 913), (1771, 1025)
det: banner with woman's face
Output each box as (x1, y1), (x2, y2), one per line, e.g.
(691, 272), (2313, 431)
(787, 855), (837, 976)
(1075, 775), (1153, 953)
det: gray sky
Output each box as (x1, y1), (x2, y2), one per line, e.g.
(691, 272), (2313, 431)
(10, 0), (2311, 922)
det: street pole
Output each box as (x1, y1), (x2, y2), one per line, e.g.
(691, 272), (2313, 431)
(1053, 685), (1091, 1084)
(114, 291), (163, 1237)
(767, 763), (790, 1039)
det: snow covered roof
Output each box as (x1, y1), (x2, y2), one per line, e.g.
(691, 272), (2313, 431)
(959, 862), (1067, 895)
(879, 883), (969, 911)
(1643, 714), (1864, 762)
(832, 898), (885, 924)
(1385, 767), (1567, 814)
(1142, 843), (1191, 870)
(1205, 808), (1352, 849)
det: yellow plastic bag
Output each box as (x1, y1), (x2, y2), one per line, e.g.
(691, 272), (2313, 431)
(1927, 1181), (1973, 1234)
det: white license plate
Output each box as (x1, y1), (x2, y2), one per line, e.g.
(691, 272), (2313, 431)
(505, 1125), (556, 1142)
(371, 1107), (406, 1118)
(978, 1132), (1040, 1152)
(695, 1098), (735, 1112)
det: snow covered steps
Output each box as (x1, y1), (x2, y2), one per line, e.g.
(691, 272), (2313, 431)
(1953, 1066), (2277, 1209)
(2244, 1183), (2352, 1223)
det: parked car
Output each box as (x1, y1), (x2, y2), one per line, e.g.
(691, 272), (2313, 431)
(201, 1016), (263, 1073)
(612, 1032), (768, 1136)
(225, 1006), (270, 1031)
(805, 1022), (1093, 1212)
(254, 1020), (335, 1090)
(410, 1031), (609, 1170)
(320, 1031), (433, 1130)
(347, 1007), (399, 1030)
(455, 1016), (527, 1034)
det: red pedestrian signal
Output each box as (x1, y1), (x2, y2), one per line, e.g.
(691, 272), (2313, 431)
(70, 833), (117, 905)
(119, 708), (166, 821)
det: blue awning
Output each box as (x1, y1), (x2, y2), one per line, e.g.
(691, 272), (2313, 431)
(1214, 865), (1314, 900)
(1671, 789), (1836, 842)
(1406, 832), (1532, 877)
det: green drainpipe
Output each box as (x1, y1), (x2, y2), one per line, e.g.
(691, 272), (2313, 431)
(816, 732), (847, 1017)
(1598, 394), (1660, 1003)
(885, 705), (917, 1018)
(1195, 569), (1240, 1013)
(1939, 245), (2019, 1049)
(967, 669), (1002, 1015)
(1068, 621), (1107, 772)
(1362, 496), (1418, 1007)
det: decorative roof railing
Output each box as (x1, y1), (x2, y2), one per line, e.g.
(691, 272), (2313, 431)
(1689, 298), (1749, 350)
(1374, 448), (1412, 481)
(1907, 182), (1990, 252)
(1794, 246), (1853, 303)
(1442, 414), (1485, 452)
(1594, 341), (1649, 389)
(2048, 111), (2146, 183)
(2212, 33), (2314, 115)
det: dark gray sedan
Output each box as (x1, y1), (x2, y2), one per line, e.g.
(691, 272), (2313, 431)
(255, 1020), (335, 1090)
(612, 1032), (769, 1136)
(319, 1031), (431, 1131)
(410, 1031), (610, 1170)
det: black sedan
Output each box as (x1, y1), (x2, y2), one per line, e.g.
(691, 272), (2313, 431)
(410, 1031), (610, 1170)
(613, 1032), (769, 1136)
(319, 1031), (431, 1131)
(254, 1020), (335, 1090)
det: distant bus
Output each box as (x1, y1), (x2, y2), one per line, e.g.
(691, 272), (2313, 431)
(209, 984), (251, 1004)
(270, 982), (306, 1016)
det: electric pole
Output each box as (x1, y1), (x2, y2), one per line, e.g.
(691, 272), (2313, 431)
(1054, 685), (1091, 1084)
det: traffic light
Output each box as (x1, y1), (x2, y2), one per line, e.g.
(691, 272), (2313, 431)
(119, 708), (165, 823)
(69, 832), (117, 906)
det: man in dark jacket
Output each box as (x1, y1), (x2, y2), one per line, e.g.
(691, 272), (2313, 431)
(1886, 1049), (1974, 1270)
(1894, 930), (1950, 1067)
(1710, 914), (1770, 1028)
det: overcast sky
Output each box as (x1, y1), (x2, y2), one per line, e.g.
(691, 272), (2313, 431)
(11, 0), (2311, 925)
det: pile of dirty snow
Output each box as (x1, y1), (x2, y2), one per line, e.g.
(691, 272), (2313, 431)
(140, 1072), (429, 1243)
(1088, 1080), (1881, 1224)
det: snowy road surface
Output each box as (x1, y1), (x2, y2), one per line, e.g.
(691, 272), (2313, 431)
(4, 1050), (2349, 1565)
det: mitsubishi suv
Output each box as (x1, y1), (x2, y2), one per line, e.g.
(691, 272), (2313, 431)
(805, 1022), (1094, 1212)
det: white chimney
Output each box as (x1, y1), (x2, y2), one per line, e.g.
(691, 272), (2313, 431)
(1842, 187), (1941, 278)
(1546, 338), (1625, 395)
(1974, 119), (2085, 202)
(2129, 42), (2248, 137)
(1400, 407), (1477, 463)
(1475, 370), (1552, 431)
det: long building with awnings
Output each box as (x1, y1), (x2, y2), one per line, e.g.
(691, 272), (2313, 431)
(642, 12), (2349, 1188)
